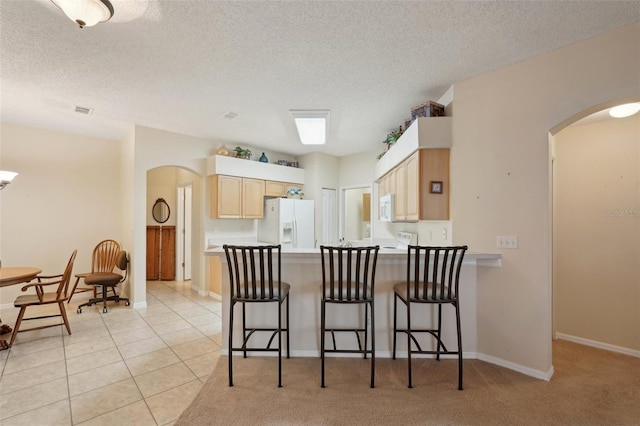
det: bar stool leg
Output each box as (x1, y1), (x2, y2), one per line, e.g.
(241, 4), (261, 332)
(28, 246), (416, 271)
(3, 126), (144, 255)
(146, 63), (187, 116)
(242, 304), (247, 358)
(229, 300), (235, 387)
(370, 299), (375, 388)
(455, 302), (463, 390)
(363, 303), (369, 360)
(285, 295), (290, 359)
(392, 293), (398, 360)
(407, 300), (412, 389)
(320, 298), (326, 388)
(278, 299), (282, 388)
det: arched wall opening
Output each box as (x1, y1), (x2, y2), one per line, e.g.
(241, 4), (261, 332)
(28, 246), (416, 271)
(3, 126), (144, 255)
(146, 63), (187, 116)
(550, 98), (640, 357)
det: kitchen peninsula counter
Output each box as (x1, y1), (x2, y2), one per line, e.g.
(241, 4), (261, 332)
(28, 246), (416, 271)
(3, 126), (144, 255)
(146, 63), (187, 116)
(205, 247), (501, 358)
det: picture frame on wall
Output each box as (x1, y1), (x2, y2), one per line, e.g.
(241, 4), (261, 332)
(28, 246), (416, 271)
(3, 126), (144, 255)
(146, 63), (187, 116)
(430, 181), (443, 194)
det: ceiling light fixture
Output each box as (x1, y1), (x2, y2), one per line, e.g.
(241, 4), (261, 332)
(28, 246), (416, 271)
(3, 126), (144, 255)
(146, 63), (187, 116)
(609, 102), (640, 118)
(290, 110), (330, 145)
(0, 171), (18, 190)
(51, 0), (114, 29)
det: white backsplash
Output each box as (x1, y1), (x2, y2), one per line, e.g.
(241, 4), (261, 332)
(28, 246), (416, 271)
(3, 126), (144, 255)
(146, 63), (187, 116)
(374, 220), (452, 246)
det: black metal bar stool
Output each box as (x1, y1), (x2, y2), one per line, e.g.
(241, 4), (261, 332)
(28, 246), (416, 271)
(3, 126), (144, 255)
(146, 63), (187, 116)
(320, 245), (379, 388)
(392, 245), (468, 389)
(223, 244), (290, 387)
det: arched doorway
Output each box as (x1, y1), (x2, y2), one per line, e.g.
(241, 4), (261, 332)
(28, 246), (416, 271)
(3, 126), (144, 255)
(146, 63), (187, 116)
(551, 99), (639, 357)
(147, 166), (199, 284)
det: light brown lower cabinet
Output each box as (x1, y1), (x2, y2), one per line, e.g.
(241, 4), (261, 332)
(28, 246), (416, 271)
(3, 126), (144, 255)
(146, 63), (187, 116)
(147, 225), (175, 280)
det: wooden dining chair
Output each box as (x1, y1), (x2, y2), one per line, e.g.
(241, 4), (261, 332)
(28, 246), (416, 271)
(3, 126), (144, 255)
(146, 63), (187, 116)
(77, 250), (130, 313)
(9, 250), (77, 348)
(68, 239), (120, 303)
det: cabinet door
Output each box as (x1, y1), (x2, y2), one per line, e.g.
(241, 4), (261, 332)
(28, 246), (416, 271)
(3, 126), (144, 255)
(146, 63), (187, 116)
(242, 178), (265, 218)
(160, 227), (176, 281)
(394, 164), (406, 220)
(404, 152), (420, 221)
(215, 175), (242, 218)
(265, 180), (285, 197)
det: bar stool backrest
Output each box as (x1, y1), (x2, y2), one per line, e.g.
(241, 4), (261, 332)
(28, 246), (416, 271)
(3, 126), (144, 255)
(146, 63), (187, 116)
(406, 245), (468, 302)
(320, 245), (379, 302)
(223, 245), (282, 301)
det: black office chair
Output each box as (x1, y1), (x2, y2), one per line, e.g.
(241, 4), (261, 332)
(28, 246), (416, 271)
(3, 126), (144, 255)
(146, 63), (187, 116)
(392, 245), (468, 389)
(77, 250), (130, 313)
(320, 245), (379, 388)
(224, 244), (290, 387)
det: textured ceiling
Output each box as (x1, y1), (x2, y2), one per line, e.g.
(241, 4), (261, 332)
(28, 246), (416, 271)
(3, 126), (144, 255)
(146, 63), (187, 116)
(1, 1), (638, 157)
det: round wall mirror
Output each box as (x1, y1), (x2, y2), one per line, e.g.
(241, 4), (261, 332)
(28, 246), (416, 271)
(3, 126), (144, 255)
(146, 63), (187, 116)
(152, 198), (170, 224)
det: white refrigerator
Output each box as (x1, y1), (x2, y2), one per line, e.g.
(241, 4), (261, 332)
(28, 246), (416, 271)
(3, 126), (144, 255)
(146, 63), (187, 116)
(258, 198), (315, 249)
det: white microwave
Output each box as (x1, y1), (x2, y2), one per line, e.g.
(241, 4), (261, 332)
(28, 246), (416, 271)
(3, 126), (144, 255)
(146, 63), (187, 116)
(379, 193), (395, 222)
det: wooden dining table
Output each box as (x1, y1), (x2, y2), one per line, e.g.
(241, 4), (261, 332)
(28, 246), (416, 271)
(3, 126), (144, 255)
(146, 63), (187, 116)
(0, 267), (42, 350)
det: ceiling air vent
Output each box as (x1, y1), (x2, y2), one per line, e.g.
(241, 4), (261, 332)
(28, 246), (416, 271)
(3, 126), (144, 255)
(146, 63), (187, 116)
(222, 111), (238, 120)
(74, 105), (94, 115)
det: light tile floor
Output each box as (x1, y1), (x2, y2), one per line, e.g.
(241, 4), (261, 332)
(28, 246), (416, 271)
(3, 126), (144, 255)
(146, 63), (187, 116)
(0, 281), (222, 425)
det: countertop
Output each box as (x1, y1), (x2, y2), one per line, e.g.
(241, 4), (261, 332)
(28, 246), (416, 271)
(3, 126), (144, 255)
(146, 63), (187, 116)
(204, 245), (501, 266)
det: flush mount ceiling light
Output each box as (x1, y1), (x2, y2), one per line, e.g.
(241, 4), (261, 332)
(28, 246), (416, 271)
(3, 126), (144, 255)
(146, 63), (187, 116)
(51, 0), (114, 28)
(609, 102), (640, 118)
(290, 110), (330, 145)
(0, 171), (18, 190)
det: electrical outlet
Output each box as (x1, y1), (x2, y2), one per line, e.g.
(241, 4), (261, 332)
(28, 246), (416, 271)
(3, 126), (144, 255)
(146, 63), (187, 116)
(497, 236), (518, 249)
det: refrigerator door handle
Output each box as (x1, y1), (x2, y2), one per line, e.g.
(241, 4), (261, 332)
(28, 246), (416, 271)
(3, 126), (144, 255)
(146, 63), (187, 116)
(292, 219), (297, 247)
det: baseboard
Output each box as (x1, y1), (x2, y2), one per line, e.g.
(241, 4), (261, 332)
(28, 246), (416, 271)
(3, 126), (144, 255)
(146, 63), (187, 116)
(0, 302), (13, 311)
(555, 332), (640, 358)
(476, 353), (554, 381)
(208, 292), (222, 301)
(132, 301), (148, 309)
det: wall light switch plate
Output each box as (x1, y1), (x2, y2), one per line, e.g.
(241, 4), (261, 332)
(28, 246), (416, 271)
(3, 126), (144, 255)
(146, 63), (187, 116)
(497, 236), (518, 249)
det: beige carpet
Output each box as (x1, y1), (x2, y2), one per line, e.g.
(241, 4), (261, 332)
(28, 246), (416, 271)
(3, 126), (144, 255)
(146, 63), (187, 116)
(177, 341), (640, 425)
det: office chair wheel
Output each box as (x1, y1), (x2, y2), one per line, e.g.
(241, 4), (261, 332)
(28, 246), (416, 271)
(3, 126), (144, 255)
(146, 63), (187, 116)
(125, 300), (130, 306)
(77, 307), (82, 313)
(103, 307), (108, 313)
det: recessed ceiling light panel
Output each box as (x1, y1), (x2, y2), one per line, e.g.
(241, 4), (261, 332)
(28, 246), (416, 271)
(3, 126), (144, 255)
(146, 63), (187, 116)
(290, 110), (329, 145)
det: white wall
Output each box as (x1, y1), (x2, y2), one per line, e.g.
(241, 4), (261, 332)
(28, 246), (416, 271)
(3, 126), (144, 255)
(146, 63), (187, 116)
(553, 115), (639, 353)
(299, 152), (340, 247)
(132, 125), (220, 305)
(452, 22), (639, 375)
(0, 123), (123, 306)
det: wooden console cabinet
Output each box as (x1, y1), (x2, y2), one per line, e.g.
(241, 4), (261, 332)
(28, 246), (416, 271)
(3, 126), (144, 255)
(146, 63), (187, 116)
(147, 225), (175, 280)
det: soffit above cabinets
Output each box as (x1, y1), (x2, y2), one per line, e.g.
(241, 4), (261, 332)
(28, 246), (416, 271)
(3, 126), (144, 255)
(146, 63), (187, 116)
(206, 155), (305, 184)
(374, 117), (452, 180)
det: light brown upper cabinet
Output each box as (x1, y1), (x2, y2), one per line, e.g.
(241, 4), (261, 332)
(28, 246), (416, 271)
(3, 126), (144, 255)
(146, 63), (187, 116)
(242, 178), (265, 218)
(264, 180), (303, 198)
(210, 175), (265, 219)
(380, 148), (450, 221)
(394, 162), (407, 220)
